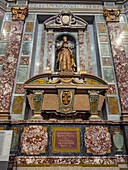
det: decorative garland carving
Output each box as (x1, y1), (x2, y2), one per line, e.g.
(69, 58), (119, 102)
(46, 77), (86, 84)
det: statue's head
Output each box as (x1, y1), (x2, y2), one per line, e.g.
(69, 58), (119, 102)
(63, 36), (67, 42)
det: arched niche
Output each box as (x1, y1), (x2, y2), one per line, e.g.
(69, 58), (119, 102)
(44, 11), (88, 73)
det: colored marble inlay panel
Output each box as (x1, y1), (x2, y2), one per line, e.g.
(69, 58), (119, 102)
(96, 15), (105, 22)
(0, 33), (10, 41)
(120, 23), (128, 34)
(0, 66), (1, 75)
(102, 57), (112, 66)
(86, 28), (92, 74)
(52, 127), (80, 153)
(12, 96), (24, 114)
(15, 84), (25, 94)
(107, 85), (116, 94)
(119, 15), (126, 22)
(0, 42), (7, 54)
(2, 21), (12, 32)
(55, 131), (77, 149)
(46, 32), (53, 72)
(0, 21), (24, 112)
(79, 31), (85, 72)
(122, 35), (128, 42)
(21, 126), (48, 155)
(23, 34), (32, 41)
(5, 14), (12, 20)
(99, 35), (108, 42)
(100, 43), (110, 56)
(107, 22), (128, 112)
(0, 56), (4, 65)
(108, 97), (119, 114)
(20, 57), (29, 65)
(25, 22), (34, 32)
(103, 68), (114, 82)
(26, 14), (35, 21)
(98, 23), (106, 33)
(39, 26), (45, 73)
(124, 44), (128, 56)
(17, 67), (28, 82)
(84, 126), (111, 155)
(10, 127), (20, 151)
(21, 43), (31, 55)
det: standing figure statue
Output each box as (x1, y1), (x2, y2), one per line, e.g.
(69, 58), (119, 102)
(57, 36), (76, 72)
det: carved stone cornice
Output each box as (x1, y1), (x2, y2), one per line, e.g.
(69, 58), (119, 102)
(11, 7), (28, 21)
(104, 9), (120, 22)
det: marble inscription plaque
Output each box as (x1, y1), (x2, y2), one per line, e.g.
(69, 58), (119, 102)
(55, 131), (77, 149)
(52, 127), (80, 153)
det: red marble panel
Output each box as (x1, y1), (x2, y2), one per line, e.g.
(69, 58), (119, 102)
(46, 32), (53, 72)
(15, 84), (25, 94)
(0, 21), (24, 113)
(20, 57), (29, 65)
(107, 22), (128, 113)
(79, 31), (85, 72)
(39, 26), (45, 73)
(55, 131), (77, 149)
(14, 155), (128, 165)
(21, 126), (48, 155)
(86, 28), (92, 74)
(84, 126), (111, 155)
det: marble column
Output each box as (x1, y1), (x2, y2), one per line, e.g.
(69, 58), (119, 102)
(78, 30), (86, 73)
(0, 7), (28, 119)
(45, 30), (53, 73)
(104, 9), (128, 120)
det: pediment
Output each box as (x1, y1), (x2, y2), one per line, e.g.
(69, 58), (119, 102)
(44, 11), (88, 30)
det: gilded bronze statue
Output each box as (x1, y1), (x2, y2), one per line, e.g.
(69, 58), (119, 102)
(57, 36), (76, 72)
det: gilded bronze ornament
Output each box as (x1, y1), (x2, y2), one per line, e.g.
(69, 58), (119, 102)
(11, 7), (28, 21)
(57, 36), (76, 72)
(104, 9), (120, 22)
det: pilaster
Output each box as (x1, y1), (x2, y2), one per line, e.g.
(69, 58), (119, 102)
(0, 7), (28, 119)
(104, 8), (128, 120)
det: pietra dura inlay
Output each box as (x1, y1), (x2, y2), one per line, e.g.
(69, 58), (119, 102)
(107, 22), (128, 113)
(0, 21), (24, 113)
(79, 30), (85, 72)
(21, 126), (48, 155)
(84, 126), (111, 155)
(46, 32), (53, 72)
(15, 155), (128, 165)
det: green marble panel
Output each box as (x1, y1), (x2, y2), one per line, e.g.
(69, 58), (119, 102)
(103, 68), (114, 83)
(96, 15), (105, 23)
(119, 15), (126, 22)
(124, 44), (128, 56)
(26, 14), (35, 21)
(5, 14), (12, 20)
(17, 67), (28, 82)
(0, 66), (2, 75)
(0, 20), (2, 30)
(21, 43), (31, 55)
(100, 43), (110, 56)
(0, 42), (7, 54)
